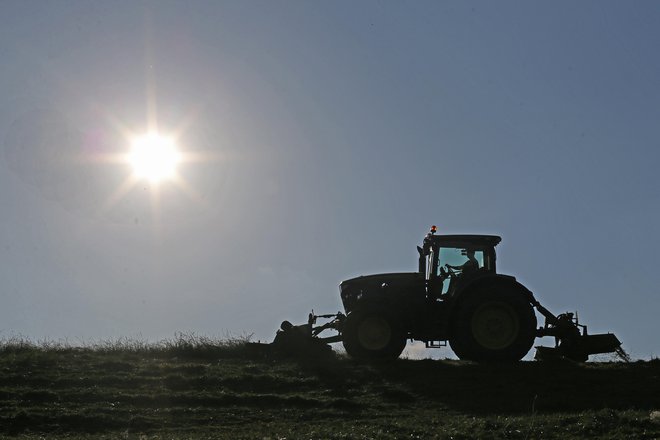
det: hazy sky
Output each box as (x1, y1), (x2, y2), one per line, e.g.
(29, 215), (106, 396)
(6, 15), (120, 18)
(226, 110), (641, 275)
(1, 1), (658, 359)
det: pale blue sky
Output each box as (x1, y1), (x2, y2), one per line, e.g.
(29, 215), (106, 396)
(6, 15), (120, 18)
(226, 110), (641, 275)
(1, 1), (658, 359)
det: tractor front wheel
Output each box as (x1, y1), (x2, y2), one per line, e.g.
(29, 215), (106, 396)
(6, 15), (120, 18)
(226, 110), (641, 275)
(449, 288), (536, 362)
(342, 309), (406, 361)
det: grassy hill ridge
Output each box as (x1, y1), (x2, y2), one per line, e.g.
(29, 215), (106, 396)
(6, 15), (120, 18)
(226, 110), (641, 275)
(0, 336), (658, 439)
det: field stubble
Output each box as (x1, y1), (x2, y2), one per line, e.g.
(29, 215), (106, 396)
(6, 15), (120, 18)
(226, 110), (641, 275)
(0, 334), (658, 439)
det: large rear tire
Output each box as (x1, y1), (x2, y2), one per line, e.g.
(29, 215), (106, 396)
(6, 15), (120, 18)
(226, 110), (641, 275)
(449, 287), (536, 362)
(342, 309), (407, 361)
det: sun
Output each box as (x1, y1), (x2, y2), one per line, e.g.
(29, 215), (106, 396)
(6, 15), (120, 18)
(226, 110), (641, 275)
(96, 111), (215, 218)
(128, 132), (181, 183)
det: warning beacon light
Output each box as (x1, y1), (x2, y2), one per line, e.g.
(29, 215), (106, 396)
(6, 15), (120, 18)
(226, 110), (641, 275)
(430, 225), (437, 234)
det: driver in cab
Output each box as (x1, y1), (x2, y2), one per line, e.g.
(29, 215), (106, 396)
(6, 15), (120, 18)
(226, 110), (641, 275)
(446, 249), (479, 275)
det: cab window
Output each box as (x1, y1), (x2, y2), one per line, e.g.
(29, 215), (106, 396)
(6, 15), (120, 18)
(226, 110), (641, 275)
(438, 247), (485, 294)
(438, 248), (484, 273)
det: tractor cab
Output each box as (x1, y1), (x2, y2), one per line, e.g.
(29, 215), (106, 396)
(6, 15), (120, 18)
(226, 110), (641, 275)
(418, 226), (501, 298)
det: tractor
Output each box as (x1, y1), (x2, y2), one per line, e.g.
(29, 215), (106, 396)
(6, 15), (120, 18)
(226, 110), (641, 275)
(274, 226), (623, 362)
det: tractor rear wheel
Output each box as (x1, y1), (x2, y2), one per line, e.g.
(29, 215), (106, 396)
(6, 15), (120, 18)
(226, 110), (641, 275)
(449, 287), (536, 362)
(342, 309), (406, 361)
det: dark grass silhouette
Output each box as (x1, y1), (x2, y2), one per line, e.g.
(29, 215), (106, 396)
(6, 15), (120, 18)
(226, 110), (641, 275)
(0, 335), (658, 439)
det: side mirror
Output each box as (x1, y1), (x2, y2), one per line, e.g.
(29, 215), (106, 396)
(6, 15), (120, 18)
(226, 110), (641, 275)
(418, 247), (425, 273)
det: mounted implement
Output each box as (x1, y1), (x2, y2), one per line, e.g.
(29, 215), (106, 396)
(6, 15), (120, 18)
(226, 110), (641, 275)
(274, 226), (623, 362)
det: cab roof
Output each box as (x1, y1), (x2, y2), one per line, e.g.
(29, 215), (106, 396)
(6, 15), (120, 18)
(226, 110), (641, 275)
(426, 234), (502, 248)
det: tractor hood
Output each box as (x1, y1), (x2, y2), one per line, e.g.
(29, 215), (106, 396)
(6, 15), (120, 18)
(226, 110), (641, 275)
(339, 272), (425, 313)
(340, 272), (422, 289)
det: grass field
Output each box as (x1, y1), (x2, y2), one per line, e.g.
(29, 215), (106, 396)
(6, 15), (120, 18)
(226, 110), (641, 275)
(0, 335), (658, 439)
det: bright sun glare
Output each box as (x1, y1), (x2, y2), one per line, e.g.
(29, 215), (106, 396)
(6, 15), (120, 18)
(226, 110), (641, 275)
(128, 133), (181, 183)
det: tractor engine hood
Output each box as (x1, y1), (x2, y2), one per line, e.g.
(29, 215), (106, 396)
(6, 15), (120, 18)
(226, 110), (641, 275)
(339, 272), (425, 313)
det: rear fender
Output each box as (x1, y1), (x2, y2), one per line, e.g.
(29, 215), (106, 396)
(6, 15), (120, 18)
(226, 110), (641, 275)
(446, 274), (535, 330)
(453, 274), (534, 304)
